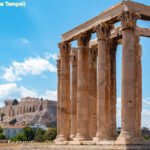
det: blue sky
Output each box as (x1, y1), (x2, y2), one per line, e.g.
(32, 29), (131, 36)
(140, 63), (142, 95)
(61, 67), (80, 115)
(0, 0), (149, 127)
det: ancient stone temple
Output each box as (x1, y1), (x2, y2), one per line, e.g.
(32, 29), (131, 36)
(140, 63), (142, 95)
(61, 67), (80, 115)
(55, 1), (150, 145)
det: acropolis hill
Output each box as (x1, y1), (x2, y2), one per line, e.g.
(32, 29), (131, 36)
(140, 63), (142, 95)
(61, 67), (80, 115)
(0, 97), (57, 127)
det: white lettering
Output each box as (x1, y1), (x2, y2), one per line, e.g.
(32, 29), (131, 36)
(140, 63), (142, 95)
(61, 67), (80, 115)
(5, 1), (26, 7)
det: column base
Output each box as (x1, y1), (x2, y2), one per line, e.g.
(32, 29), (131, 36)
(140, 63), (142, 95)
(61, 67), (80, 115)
(117, 131), (142, 144)
(74, 133), (92, 141)
(70, 134), (76, 140)
(93, 132), (113, 141)
(54, 134), (68, 142)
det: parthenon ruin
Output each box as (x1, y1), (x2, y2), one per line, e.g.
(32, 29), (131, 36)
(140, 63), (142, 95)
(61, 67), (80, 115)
(55, 1), (150, 144)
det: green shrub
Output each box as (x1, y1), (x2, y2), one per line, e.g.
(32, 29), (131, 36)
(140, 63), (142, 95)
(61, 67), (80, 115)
(11, 133), (27, 142)
(35, 128), (45, 135)
(34, 128), (45, 142)
(23, 126), (35, 141)
(10, 126), (35, 142)
(34, 133), (44, 142)
(0, 127), (6, 140)
(144, 135), (150, 140)
(44, 128), (57, 141)
(0, 127), (3, 134)
(0, 133), (5, 140)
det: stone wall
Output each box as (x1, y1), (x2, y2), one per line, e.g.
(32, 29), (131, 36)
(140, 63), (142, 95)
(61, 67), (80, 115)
(0, 97), (57, 126)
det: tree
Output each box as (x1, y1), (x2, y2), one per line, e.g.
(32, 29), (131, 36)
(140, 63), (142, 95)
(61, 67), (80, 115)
(0, 113), (5, 122)
(0, 127), (3, 133)
(11, 133), (27, 142)
(9, 118), (17, 125)
(12, 99), (18, 105)
(23, 126), (35, 141)
(141, 127), (150, 140)
(44, 128), (57, 141)
(10, 126), (35, 142)
(0, 133), (5, 140)
(0, 127), (6, 140)
(34, 128), (45, 142)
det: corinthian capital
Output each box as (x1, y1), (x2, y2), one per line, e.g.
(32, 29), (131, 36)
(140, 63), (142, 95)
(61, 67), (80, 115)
(118, 11), (140, 30)
(77, 32), (91, 47)
(94, 22), (112, 41)
(58, 42), (70, 56)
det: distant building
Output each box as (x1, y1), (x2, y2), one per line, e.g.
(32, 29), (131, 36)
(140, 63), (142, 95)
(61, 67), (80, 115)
(2, 125), (24, 139)
(0, 97), (57, 127)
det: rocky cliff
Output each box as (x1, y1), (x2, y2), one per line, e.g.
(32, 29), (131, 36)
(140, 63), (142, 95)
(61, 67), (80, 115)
(0, 97), (57, 127)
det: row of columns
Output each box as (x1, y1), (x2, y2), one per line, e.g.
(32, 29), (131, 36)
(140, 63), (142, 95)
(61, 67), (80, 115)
(56, 11), (142, 143)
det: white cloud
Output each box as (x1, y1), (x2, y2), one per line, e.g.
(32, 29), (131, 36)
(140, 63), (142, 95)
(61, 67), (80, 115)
(2, 56), (57, 82)
(20, 38), (30, 45)
(0, 83), (18, 99)
(41, 90), (57, 100)
(0, 83), (57, 106)
(19, 86), (37, 98)
(0, 83), (37, 101)
(45, 52), (58, 60)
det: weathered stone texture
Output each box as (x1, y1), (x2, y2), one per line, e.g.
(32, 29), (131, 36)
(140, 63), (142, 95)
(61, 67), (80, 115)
(56, 0), (149, 146)
(0, 97), (56, 126)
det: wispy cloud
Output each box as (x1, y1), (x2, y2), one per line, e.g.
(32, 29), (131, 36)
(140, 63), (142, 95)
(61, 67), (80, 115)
(0, 83), (18, 99)
(41, 90), (57, 100)
(45, 52), (58, 60)
(20, 38), (30, 45)
(2, 55), (57, 82)
(0, 83), (57, 107)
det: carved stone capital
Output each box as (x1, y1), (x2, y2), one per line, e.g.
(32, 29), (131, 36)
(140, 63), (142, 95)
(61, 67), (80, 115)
(94, 23), (112, 41)
(58, 42), (70, 56)
(77, 32), (91, 47)
(70, 48), (77, 65)
(118, 11), (140, 30)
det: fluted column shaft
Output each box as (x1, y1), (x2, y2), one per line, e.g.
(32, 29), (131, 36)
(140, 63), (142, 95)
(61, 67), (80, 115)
(58, 42), (70, 141)
(56, 56), (61, 137)
(94, 23), (112, 141)
(74, 33), (91, 141)
(108, 40), (117, 139)
(118, 11), (140, 141)
(70, 48), (78, 139)
(135, 37), (142, 138)
(89, 48), (97, 138)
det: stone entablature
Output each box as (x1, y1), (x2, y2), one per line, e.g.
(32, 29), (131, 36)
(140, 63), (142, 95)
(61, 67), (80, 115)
(61, 1), (150, 42)
(55, 0), (150, 145)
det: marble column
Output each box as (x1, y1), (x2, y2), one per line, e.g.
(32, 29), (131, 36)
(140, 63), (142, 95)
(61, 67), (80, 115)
(74, 32), (91, 141)
(118, 11), (140, 142)
(108, 40), (117, 139)
(94, 23), (112, 141)
(56, 55), (61, 138)
(135, 36), (142, 138)
(89, 48), (97, 138)
(57, 42), (70, 141)
(70, 48), (78, 140)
